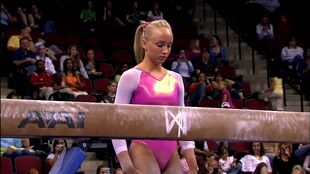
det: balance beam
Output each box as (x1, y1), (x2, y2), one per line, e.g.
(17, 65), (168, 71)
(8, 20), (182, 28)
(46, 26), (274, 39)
(1, 99), (309, 143)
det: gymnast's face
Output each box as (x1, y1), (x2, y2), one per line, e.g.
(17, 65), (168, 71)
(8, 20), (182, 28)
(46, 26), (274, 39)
(143, 27), (173, 65)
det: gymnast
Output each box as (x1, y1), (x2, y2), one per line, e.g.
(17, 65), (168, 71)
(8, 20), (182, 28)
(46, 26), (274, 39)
(112, 19), (198, 174)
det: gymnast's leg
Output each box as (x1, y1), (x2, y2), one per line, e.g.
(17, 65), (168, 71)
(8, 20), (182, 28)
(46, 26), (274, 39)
(129, 142), (161, 174)
(162, 149), (183, 174)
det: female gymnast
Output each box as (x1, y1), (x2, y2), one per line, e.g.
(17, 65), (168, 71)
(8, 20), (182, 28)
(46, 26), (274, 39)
(112, 19), (198, 174)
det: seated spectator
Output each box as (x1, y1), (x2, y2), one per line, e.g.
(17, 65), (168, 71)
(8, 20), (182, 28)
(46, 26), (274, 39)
(36, 44), (56, 75)
(46, 139), (67, 171)
(272, 143), (299, 174)
(125, 0), (145, 29)
(101, 0), (125, 35)
(219, 81), (235, 109)
(253, 162), (269, 174)
(15, 6), (28, 27)
(209, 34), (228, 67)
(260, 74), (283, 110)
(11, 37), (36, 96)
(7, 25), (35, 52)
(147, 2), (164, 21)
(35, 38), (62, 60)
(96, 164), (111, 174)
(29, 59), (55, 100)
(195, 48), (218, 77)
(0, 3), (14, 29)
(171, 49), (194, 87)
(101, 80), (117, 103)
(240, 142), (272, 173)
(83, 48), (99, 76)
(186, 38), (202, 66)
(114, 63), (129, 84)
(60, 58), (88, 97)
(80, 1), (97, 33)
(27, 168), (39, 174)
(27, 4), (43, 30)
(60, 44), (89, 78)
(301, 48), (310, 100)
(291, 165), (306, 174)
(218, 146), (239, 174)
(256, 15), (274, 54)
(187, 72), (210, 107)
(303, 155), (310, 173)
(281, 36), (307, 74)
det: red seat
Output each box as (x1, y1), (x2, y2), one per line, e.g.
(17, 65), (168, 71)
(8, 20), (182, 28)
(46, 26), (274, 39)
(94, 79), (110, 93)
(84, 36), (101, 48)
(218, 66), (236, 80)
(200, 38), (210, 49)
(76, 95), (97, 102)
(80, 77), (94, 94)
(94, 49), (106, 62)
(77, 47), (85, 59)
(15, 155), (41, 174)
(230, 142), (251, 153)
(199, 99), (221, 108)
(111, 38), (131, 50)
(1, 156), (14, 174)
(99, 63), (115, 77)
(112, 50), (132, 64)
(173, 38), (189, 50)
(206, 140), (219, 152)
(43, 33), (63, 45)
(232, 99), (244, 109)
(242, 82), (252, 97)
(64, 34), (81, 45)
(244, 99), (268, 110)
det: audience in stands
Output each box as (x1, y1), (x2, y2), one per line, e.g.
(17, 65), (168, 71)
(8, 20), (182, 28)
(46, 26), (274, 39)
(252, 162), (269, 174)
(83, 48), (100, 76)
(35, 44), (56, 75)
(218, 146), (239, 174)
(46, 139), (67, 171)
(96, 164), (111, 174)
(29, 59), (55, 100)
(291, 165), (306, 174)
(60, 44), (89, 78)
(0, 3), (14, 29)
(256, 15), (274, 53)
(114, 63), (129, 84)
(101, 80), (117, 103)
(80, 1), (97, 33)
(147, 2), (164, 21)
(60, 58), (88, 98)
(187, 72), (209, 106)
(186, 38), (202, 66)
(171, 49), (194, 87)
(15, 6), (28, 27)
(195, 48), (218, 77)
(275, 14), (292, 42)
(27, 4), (43, 30)
(209, 34), (228, 67)
(7, 25), (35, 52)
(281, 36), (307, 74)
(125, 0), (146, 29)
(272, 143), (300, 174)
(240, 142), (272, 173)
(303, 154), (310, 173)
(219, 80), (235, 109)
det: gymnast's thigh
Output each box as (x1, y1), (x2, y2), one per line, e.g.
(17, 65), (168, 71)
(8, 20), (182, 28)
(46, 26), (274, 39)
(162, 149), (183, 174)
(129, 142), (161, 174)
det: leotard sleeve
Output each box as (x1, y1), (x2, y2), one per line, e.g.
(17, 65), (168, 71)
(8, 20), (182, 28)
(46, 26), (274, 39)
(112, 69), (140, 155)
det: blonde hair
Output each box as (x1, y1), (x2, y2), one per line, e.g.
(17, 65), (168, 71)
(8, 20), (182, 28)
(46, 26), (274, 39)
(134, 19), (172, 63)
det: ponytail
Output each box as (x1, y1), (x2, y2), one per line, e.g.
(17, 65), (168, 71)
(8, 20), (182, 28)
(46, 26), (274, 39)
(134, 25), (145, 64)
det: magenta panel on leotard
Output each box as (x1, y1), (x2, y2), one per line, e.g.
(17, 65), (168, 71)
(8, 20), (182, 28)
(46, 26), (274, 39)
(130, 69), (180, 170)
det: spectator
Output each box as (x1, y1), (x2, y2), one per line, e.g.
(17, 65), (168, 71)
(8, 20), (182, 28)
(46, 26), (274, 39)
(15, 6), (28, 27)
(281, 36), (307, 74)
(195, 48), (218, 77)
(114, 63), (129, 84)
(291, 165), (306, 174)
(36, 44), (56, 75)
(219, 81), (235, 109)
(83, 48), (99, 76)
(11, 37), (36, 96)
(218, 146), (239, 174)
(186, 38), (202, 65)
(187, 72), (209, 107)
(96, 164), (110, 174)
(272, 143), (299, 174)
(240, 142), (272, 173)
(147, 2), (164, 21)
(60, 58), (88, 97)
(125, 0), (145, 29)
(101, 80), (117, 103)
(261, 75), (284, 111)
(256, 15), (274, 53)
(60, 44), (89, 78)
(27, 4), (43, 30)
(0, 3), (14, 29)
(80, 1), (96, 33)
(7, 25), (35, 52)
(303, 155), (310, 173)
(209, 34), (228, 67)
(29, 59), (55, 100)
(171, 49), (194, 87)
(253, 162), (269, 174)
(46, 139), (67, 171)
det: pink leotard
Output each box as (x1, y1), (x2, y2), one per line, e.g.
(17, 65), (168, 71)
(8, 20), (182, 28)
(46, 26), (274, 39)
(112, 68), (195, 171)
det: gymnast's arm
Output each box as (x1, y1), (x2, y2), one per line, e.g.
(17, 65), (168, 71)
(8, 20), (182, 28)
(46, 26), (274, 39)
(173, 71), (198, 173)
(112, 69), (139, 173)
